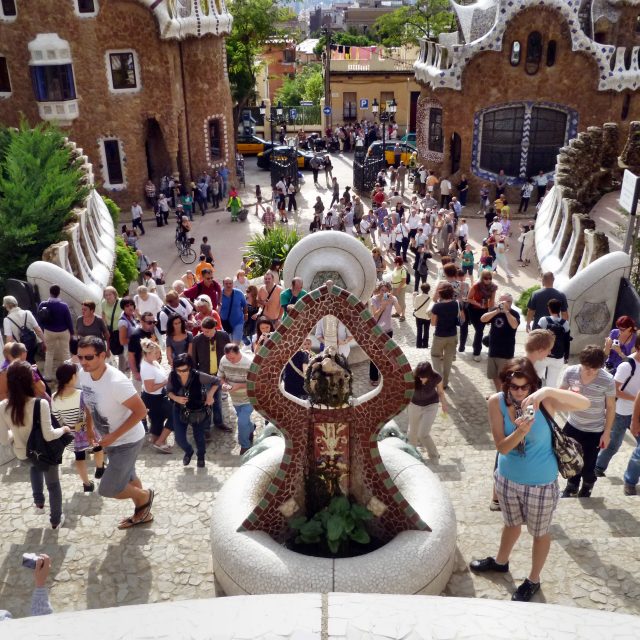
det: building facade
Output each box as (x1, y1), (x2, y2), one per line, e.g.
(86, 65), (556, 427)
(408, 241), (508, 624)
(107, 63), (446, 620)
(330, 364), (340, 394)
(0, 0), (234, 207)
(413, 0), (640, 201)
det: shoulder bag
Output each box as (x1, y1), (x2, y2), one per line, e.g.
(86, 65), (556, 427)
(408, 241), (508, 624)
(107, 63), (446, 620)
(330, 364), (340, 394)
(109, 302), (124, 355)
(26, 400), (74, 471)
(539, 403), (584, 479)
(412, 296), (431, 319)
(178, 372), (211, 426)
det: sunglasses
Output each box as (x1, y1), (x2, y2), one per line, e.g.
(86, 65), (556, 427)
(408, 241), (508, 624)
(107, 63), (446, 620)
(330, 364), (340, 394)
(482, 277), (492, 280)
(77, 354), (96, 361)
(226, 346), (240, 353)
(509, 383), (530, 391)
(143, 319), (156, 324)
(176, 367), (190, 374)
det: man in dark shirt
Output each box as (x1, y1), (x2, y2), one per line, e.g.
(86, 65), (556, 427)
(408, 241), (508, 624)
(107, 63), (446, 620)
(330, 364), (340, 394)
(526, 272), (568, 331)
(184, 269), (222, 311)
(192, 316), (232, 435)
(482, 293), (520, 391)
(127, 311), (159, 393)
(37, 285), (74, 381)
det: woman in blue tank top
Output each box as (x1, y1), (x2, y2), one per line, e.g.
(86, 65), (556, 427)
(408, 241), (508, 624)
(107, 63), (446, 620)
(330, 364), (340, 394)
(469, 358), (590, 602)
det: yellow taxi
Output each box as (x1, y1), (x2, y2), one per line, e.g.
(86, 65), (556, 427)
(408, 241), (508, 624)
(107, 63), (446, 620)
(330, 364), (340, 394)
(366, 141), (417, 166)
(235, 134), (274, 156)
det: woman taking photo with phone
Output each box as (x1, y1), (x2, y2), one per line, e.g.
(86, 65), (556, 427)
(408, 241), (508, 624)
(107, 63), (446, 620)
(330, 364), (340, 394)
(0, 361), (71, 529)
(470, 358), (589, 602)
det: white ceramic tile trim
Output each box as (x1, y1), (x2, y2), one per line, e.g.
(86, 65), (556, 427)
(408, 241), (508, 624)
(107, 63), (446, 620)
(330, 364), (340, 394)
(210, 437), (457, 596)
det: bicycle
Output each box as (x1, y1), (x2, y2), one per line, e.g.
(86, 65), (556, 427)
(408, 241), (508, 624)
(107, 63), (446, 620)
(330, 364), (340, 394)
(177, 235), (196, 264)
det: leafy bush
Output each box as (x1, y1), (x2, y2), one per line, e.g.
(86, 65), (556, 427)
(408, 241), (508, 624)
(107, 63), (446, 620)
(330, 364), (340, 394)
(243, 227), (301, 277)
(0, 120), (90, 283)
(290, 496), (373, 555)
(516, 284), (541, 313)
(102, 196), (121, 228)
(112, 237), (138, 296)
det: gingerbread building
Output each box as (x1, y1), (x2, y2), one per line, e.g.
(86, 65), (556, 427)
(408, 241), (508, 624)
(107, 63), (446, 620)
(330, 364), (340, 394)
(413, 0), (640, 200)
(0, 0), (234, 206)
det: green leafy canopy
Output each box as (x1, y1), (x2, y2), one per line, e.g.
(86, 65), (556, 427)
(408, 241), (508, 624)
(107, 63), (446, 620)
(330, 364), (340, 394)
(0, 119), (89, 283)
(275, 63), (323, 107)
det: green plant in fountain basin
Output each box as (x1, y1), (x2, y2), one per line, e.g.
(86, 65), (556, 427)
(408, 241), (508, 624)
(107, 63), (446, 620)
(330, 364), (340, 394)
(290, 495), (373, 555)
(516, 284), (541, 314)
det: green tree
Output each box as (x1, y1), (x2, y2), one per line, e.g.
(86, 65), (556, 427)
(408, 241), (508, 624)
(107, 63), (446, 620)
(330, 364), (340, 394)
(303, 70), (324, 105)
(227, 0), (287, 127)
(313, 31), (377, 57)
(275, 63), (323, 106)
(373, 0), (455, 47)
(0, 120), (89, 283)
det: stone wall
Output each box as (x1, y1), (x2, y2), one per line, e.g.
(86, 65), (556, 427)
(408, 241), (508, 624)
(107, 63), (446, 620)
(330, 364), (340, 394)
(0, 0), (235, 208)
(415, 5), (639, 201)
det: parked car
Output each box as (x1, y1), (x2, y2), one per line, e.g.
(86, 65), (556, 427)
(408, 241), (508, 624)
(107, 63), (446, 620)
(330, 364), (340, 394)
(257, 146), (328, 171)
(236, 134), (275, 155)
(366, 141), (416, 166)
(401, 132), (417, 145)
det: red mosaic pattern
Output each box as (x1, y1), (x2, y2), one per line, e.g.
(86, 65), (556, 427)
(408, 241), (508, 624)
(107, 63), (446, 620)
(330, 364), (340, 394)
(243, 284), (428, 542)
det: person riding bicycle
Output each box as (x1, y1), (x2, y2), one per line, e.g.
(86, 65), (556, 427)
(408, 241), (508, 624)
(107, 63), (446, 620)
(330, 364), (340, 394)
(176, 215), (192, 246)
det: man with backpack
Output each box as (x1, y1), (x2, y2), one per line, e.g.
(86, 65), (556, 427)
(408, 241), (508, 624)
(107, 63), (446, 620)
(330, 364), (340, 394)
(2, 296), (45, 365)
(37, 286), (74, 382)
(537, 298), (571, 387)
(595, 334), (640, 478)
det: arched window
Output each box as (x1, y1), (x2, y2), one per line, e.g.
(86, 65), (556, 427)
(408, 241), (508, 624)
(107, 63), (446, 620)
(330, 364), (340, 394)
(428, 107), (443, 153)
(510, 41), (521, 66)
(525, 31), (543, 75)
(622, 94), (631, 120)
(546, 40), (556, 67)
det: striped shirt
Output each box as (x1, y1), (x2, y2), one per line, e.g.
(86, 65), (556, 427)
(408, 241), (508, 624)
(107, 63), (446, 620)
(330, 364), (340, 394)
(561, 365), (615, 432)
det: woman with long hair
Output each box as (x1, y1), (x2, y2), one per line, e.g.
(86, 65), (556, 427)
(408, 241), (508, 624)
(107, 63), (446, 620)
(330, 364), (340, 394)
(470, 358), (589, 602)
(139, 339), (174, 454)
(165, 315), (193, 367)
(407, 361), (447, 459)
(52, 363), (105, 491)
(244, 285), (261, 345)
(252, 316), (275, 353)
(166, 354), (219, 468)
(0, 361), (71, 528)
(604, 315), (637, 373)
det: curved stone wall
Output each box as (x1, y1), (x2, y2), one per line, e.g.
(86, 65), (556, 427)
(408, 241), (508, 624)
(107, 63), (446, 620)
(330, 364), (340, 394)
(210, 437), (456, 596)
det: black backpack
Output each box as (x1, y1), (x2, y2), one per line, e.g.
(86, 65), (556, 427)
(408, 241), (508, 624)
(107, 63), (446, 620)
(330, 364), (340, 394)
(37, 302), (52, 325)
(544, 316), (570, 360)
(26, 400), (74, 471)
(7, 313), (38, 354)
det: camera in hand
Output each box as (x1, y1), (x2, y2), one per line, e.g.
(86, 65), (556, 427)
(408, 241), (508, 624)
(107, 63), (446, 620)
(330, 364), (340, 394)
(612, 339), (620, 347)
(525, 406), (535, 419)
(22, 553), (39, 569)
(498, 303), (504, 311)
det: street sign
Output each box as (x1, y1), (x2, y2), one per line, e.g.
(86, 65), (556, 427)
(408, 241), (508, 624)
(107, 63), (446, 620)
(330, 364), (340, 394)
(360, 98), (368, 109)
(323, 106), (332, 115)
(620, 169), (640, 214)
(300, 100), (313, 106)
(289, 108), (297, 119)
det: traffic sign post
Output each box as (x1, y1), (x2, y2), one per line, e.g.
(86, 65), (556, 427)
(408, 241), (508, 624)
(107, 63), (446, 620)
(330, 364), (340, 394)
(360, 98), (368, 109)
(323, 106), (332, 116)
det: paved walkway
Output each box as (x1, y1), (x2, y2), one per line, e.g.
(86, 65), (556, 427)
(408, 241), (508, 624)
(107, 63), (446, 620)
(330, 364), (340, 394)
(1, 155), (639, 618)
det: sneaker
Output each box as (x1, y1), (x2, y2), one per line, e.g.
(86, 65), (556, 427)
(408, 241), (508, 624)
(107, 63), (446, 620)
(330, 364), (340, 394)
(594, 468), (606, 478)
(469, 556), (509, 573)
(561, 485), (579, 498)
(183, 452), (193, 466)
(511, 578), (540, 602)
(624, 483), (637, 496)
(52, 513), (65, 530)
(95, 466), (106, 479)
(489, 499), (501, 512)
(153, 443), (173, 454)
(578, 483), (594, 498)
(33, 504), (45, 515)
(473, 355), (481, 362)
(197, 458), (205, 468)
(83, 481), (95, 493)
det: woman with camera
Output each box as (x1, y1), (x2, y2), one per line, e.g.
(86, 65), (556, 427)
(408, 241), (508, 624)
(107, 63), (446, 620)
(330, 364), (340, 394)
(0, 361), (71, 529)
(166, 354), (220, 468)
(470, 358), (589, 602)
(604, 315), (637, 373)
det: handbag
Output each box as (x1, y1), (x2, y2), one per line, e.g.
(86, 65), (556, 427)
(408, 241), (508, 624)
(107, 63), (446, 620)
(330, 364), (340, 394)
(177, 374), (211, 425)
(26, 400), (74, 471)
(108, 302), (124, 356)
(539, 404), (584, 479)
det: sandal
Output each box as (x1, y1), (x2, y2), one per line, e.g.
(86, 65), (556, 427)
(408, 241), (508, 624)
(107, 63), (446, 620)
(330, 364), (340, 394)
(117, 512), (154, 530)
(134, 488), (155, 521)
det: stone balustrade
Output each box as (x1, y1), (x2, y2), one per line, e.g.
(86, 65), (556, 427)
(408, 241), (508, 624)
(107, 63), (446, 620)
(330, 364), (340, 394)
(534, 122), (632, 352)
(144, 0), (233, 39)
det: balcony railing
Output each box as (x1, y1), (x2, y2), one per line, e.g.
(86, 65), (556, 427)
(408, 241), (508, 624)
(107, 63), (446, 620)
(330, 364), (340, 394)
(331, 58), (415, 73)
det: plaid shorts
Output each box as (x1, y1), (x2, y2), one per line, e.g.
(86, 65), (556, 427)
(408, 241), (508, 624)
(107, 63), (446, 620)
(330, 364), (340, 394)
(494, 472), (559, 537)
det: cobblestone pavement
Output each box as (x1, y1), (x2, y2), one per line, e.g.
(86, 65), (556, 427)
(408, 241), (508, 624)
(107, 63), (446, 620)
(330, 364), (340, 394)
(1, 155), (639, 617)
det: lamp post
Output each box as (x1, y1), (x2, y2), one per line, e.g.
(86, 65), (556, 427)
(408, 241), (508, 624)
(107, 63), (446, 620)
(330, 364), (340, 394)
(260, 100), (283, 147)
(372, 98), (397, 165)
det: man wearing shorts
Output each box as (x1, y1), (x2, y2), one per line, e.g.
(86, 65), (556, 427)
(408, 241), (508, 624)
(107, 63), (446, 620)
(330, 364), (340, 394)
(77, 336), (154, 530)
(482, 293), (520, 391)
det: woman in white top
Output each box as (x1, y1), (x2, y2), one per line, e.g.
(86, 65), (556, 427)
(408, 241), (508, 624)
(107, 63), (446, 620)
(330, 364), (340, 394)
(139, 339), (173, 453)
(233, 270), (249, 295)
(0, 361), (71, 528)
(2, 295), (45, 364)
(149, 261), (166, 301)
(52, 363), (105, 492)
(134, 286), (164, 321)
